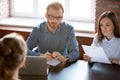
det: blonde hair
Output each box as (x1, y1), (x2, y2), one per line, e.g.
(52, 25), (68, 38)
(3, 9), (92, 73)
(0, 33), (27, 80)
(46, 1), (64, 14)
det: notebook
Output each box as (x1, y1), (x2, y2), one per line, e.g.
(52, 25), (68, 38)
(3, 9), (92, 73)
(19, 56), (48, 80)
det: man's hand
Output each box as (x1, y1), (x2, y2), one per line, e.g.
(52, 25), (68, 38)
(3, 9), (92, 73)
(52, 51), (67, 62)
(44, 51), (53, 61)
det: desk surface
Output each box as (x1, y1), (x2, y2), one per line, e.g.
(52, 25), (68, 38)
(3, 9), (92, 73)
(48, 60), (120, 80)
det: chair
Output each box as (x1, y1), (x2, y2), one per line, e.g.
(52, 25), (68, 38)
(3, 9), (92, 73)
(19, 56), (48, 80)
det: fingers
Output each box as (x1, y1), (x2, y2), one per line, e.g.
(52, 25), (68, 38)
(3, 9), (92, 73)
(52, 51), (65, 62)
(52, 51), (61, 58)
(83, 54), (91, 61)
(111, 59), (119, 64)
(44, 51), (66, 62)
(44, 51), (52, 61)
(44, 51), (51, 57)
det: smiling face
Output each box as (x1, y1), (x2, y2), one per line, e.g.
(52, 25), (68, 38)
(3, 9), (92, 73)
(45, 8), (63, 30)
(100, 17), (114, 39)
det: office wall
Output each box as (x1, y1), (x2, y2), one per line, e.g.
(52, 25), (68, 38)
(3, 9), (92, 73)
(0, 0), (120, 30)
(0, 0), (10, 19)
(95, 0), (120, 31)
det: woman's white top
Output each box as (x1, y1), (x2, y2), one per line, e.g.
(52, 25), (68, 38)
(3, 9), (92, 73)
(91, 35), (120, 64)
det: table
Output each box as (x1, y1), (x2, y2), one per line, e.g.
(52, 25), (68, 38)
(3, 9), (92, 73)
(48, 60), (120, 80)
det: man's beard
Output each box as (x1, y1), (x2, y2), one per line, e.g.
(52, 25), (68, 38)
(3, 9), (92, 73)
(48, 22), (58, 30)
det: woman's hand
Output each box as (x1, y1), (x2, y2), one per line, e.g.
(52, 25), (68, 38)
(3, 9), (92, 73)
(83, 54), (91, 61)
(111, 58), (119, 65)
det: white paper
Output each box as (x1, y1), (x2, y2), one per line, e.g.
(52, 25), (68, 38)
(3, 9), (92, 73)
(47, 59), (61, 66)
(82, 45), (111, 64)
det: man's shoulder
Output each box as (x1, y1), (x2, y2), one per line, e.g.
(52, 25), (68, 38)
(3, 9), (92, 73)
(61, 21), (74, 30)
(59, 21), (75, 35)
(33, 21), (46, 30)
(62, 21), (73, 27)
(36, 21), (46, 28)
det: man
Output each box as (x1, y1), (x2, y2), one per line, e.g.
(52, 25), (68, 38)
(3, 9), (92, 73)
(26, 2), (80, 63)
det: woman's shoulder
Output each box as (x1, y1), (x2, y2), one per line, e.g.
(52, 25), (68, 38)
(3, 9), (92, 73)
(114, 36), (120, 42)
(93, 33), (98, 40)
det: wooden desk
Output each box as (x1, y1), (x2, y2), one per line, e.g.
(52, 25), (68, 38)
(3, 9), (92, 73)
(48, 60), (120, 80)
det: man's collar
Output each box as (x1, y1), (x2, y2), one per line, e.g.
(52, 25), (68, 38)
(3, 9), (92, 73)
(45, 22), (62, 33)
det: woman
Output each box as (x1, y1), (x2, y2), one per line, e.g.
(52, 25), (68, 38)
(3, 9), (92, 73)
(0, 33), (27, 80)
(83, 11), (120, 65)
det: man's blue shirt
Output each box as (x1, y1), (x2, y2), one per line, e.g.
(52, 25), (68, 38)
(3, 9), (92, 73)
(26, 21), (80, 62)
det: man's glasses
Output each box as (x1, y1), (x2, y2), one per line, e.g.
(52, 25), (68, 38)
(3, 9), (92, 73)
(47, 13), (63, 20)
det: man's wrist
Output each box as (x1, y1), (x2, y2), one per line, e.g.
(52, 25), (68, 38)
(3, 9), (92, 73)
(64, 55), (69, 62)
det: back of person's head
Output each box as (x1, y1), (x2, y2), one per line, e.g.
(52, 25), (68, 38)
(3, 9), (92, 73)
(97, 11), (120, 41)
(0, 33), (27, 80)
(46, 1), (64, 14)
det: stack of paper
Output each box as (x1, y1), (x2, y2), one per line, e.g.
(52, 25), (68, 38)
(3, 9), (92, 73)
(47, 59), (61, 66)
(82, 45), (111, 64)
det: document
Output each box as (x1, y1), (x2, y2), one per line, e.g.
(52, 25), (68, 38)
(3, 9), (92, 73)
(47, 59), (61, 66)
(82, 45), (111, 64)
